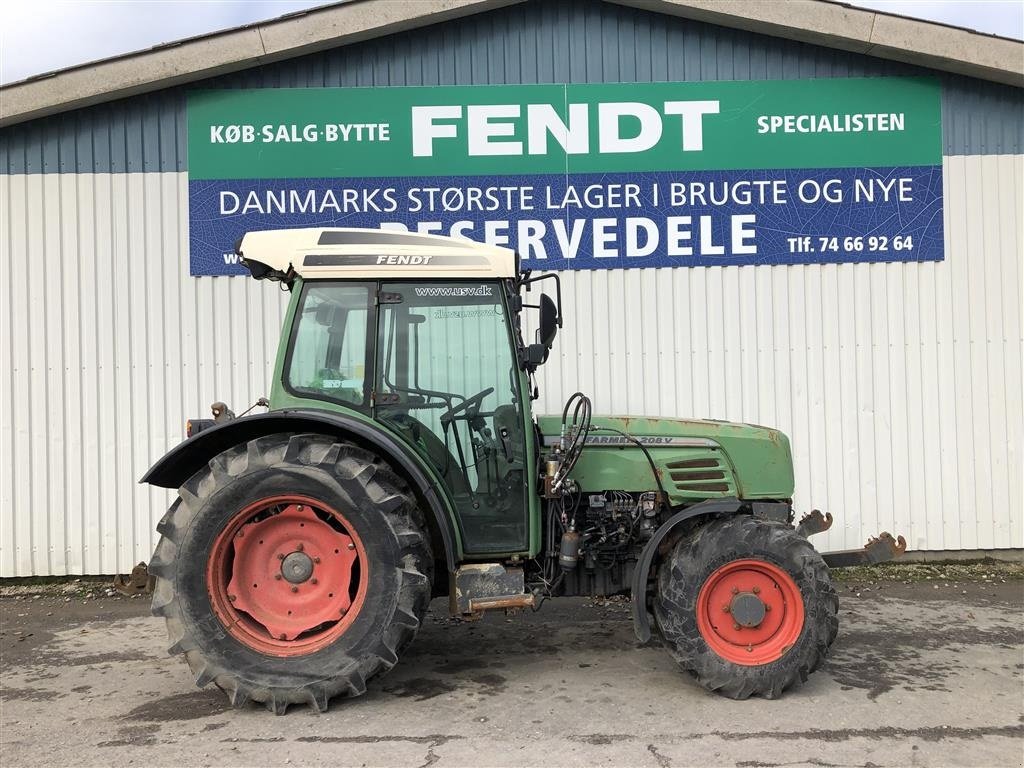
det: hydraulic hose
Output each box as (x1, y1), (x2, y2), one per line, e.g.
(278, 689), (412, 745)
(553, 392), (591, 491)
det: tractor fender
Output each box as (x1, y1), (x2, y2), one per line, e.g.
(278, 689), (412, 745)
(631, 498), (743, 643)
(140, 409), (459, 571)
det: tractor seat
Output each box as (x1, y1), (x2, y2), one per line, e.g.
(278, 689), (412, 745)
(491, 404), (524, 468)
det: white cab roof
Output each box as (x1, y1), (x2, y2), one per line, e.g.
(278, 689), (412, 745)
(238, 228), (517, 280)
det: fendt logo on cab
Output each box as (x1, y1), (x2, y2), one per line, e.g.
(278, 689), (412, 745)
(375, 254), (433, 265)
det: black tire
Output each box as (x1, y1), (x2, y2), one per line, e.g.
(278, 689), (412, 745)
(149, 433), (433, 714)
(653, 515), (838, 700)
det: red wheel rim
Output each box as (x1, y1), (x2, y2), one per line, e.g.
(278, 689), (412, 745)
(696, 559), (804, 666)
(206, 495), (367, 657)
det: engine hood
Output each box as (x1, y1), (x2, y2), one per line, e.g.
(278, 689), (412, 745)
(536, 414), (795, 502)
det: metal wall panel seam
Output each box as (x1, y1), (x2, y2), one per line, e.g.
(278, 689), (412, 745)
(983, 153), (1006, 540)
(886, 260), (903, 540)
(933, 158), (955, 550)
(118, 171), (133, 567)
(25, 173), (45, 574)
(1011, 157), (1019, 548)
(969, 155), (992, 549)
(53, 171), (71, 573)
(1, 173), (16, 574)
(964, 155), (989, 549)
(1000, 154), (1023, 546)
(949, 155), (971, 549)
(96, 173), (117, 570)
(819, 264), (840, 538)
(2, 174), (9, 573)
(915, 256), (938, 552)
(57, 172), (76, 572)
(38, 171), (52, 574)
(111, 172), (128, 569)
(1008, 156), (1024, 547)
(78, 173), (96, 571)
(130, 172), (145, 566)
(92, 171), (111, 570)
(872, 259), (893, 544)
(980, 154), (1008, 543)
(142, 171), (163, 555)
(996, 153), (1017, 544)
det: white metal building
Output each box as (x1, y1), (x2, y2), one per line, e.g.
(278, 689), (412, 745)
(1, 0), (1022, 577)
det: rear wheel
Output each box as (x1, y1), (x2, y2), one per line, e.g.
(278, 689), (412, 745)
(149, 433), (432, 714)
(653, 515), (837, 699)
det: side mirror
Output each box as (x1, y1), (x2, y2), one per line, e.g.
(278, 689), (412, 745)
(538, 294), (558, 349)
(525, 343), (549, 371)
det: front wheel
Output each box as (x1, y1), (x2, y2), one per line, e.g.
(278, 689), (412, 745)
(149, 433), (433, 714)
(653, 515), (838, 699)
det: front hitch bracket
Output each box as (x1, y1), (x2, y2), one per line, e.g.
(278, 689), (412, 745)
(796, 509), (833, 538)
(821, 531), (908, 569)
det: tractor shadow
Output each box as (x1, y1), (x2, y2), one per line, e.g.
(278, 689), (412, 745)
(363, 595), (661, 704)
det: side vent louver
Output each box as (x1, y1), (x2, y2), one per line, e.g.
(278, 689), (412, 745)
(665, 457), (732, 494)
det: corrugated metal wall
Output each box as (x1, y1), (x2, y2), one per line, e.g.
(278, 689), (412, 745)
(2, 0), (1023, 575)
(1, 173), (287, 575)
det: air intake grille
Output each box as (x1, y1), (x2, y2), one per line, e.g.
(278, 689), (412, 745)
(665, 456), (733, 495)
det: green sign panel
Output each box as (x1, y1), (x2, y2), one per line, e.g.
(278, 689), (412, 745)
(189, 77), (941, 180)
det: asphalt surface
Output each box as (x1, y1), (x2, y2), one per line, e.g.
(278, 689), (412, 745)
(1, 579), (1022, 768)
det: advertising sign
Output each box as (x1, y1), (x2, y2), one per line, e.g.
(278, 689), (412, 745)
(187, 77), (943, 275)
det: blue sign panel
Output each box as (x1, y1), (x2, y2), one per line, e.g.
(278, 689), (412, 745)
(189, 166), (943, 275)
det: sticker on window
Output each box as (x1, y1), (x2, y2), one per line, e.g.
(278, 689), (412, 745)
(413, 285), (494, 298)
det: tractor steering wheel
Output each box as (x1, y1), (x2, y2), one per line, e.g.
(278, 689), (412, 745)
(440, 387), (495, 427)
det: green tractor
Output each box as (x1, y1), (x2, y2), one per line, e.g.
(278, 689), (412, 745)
(143, 228), (905, 713)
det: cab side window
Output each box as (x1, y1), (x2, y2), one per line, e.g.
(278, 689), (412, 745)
(287, 283), (372, 408)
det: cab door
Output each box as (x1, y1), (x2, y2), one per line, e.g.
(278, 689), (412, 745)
(372, 281), (530, 554)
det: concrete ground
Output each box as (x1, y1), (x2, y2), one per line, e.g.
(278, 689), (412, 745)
(1, 575), (1022, 768)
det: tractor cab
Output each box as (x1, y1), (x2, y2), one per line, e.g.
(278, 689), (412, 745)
(239, 228), (559, 556)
